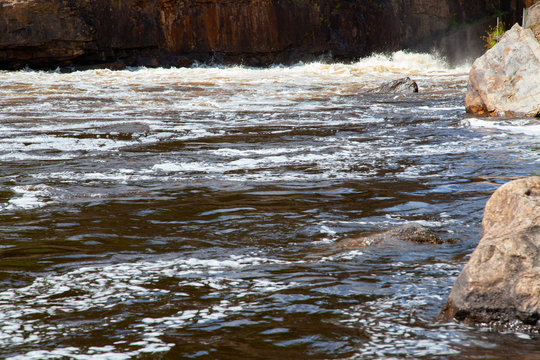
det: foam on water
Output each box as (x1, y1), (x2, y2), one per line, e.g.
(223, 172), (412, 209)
(0, 52), (470, 179)
(2, 121), (534, 214)
(1, 53), (538, 358)
(464, 118), (540, 136)
(0, 254), (291, 358)
(3, 185), (52, 210)
(0, 51), (464, 92)
(1, 253), (473, 359)
(343, 263), (466, 359)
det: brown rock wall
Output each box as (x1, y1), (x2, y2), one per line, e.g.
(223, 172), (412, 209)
(159, 0), (323, 53)
(0, 0), (92, 66)
(0, 0), (527, 69)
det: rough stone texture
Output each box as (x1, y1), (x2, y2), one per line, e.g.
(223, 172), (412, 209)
(0, 0), (526, 69)
(0, 0), (163, 69)
(373, 77), (419, 94)
(439, 176), (540, 330)
(465, 24), (540, 117)
(336, 224), (444, 249)
(525, 1), (540, 41)
(525, 1), (540, 26)
(531, 21), (540, 42)
(525, 0), (540, 9)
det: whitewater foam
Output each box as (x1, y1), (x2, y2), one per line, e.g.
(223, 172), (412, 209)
(464, 118), (540, 136)
(0, 254), (293, 358)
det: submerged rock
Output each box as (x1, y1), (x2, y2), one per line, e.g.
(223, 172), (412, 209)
(336, 223), (443, 249)
(465, 24), (540, 117)
(439, 176), (540, 330)
(373, 77), (419, 94)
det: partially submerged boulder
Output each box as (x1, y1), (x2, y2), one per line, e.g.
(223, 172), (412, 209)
(336, 223), (443, 249)
(439, 176), (540, 330)
(373, 77), (419, 94)
(465, 24), (540, 117)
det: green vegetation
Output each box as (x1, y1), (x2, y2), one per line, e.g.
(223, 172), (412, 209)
(483, 21), (506, 49)
(449, 13), (459, 30)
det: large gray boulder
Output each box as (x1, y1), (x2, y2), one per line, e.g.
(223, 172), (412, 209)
(439, 176), (540, 330)
(465, 24), (540, 117)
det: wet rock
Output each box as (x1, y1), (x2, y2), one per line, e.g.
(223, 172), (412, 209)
(439, 176), (540, 330)
(336, 223), (443, 249)
(465, 24), (540, 117)
(372, 77), (419, 94)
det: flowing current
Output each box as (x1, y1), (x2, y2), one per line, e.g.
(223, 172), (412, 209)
(0, 52), (539, 359)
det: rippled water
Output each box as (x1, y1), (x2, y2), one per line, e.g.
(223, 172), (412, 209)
(0, 52), (539, 359)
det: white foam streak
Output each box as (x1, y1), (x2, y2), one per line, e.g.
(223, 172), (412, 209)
(0, 254), (289, 358)
(464, 118), (540, 136)
(4, 185), (51, 210)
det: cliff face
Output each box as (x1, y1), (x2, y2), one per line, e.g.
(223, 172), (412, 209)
(0, 0), (526, 69)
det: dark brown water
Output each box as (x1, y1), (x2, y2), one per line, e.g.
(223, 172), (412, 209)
(0, 53), (539, 359)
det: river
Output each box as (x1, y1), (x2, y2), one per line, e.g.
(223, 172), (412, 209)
(0, 52), (539, 359)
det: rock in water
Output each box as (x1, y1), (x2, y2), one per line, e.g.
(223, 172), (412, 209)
(336, 223), (443, 249)
(465, 24), (540, 117)
(373, 77), (419, 94)
(439, 176), (540, 330)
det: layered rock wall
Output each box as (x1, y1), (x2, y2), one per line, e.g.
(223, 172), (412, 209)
(0, 0), (526, 69)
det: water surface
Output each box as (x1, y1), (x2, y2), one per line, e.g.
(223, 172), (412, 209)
(0, 52), (539, 359)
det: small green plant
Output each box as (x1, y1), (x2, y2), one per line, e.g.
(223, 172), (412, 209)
(483, 21), (506, 49)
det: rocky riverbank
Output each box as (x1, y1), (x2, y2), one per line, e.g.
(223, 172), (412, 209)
(465, 1), (540, 117)
(439, 177), (540, 331)
(0, 0), (525, 69)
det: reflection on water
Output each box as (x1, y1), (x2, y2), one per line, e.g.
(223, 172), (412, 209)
(0, 52), (539, 359)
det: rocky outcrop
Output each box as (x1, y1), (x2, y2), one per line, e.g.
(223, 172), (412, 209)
(336, 224), (444, 249)
(0, 0), (163, 69)
(0, 0), (526, 69)
(439, 176), (540, 330)
(373, 77), (419, 94)
(465, 24), (540, 117)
